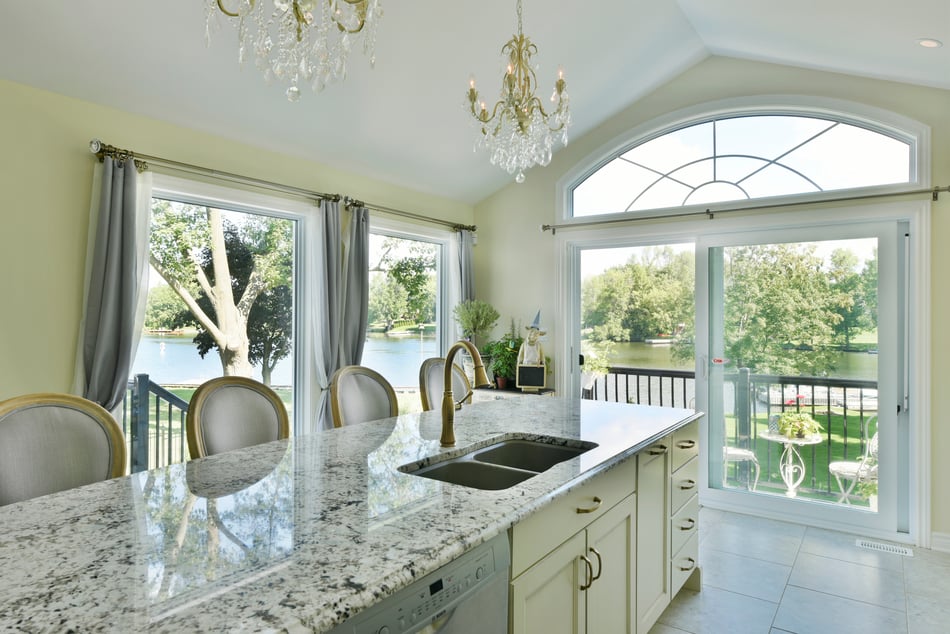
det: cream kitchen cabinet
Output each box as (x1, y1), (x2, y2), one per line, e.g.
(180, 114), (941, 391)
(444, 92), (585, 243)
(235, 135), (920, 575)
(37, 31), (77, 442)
(635, 437), (670, 633)
(510, 456), (637, 634)
(510, 492), (636, 634)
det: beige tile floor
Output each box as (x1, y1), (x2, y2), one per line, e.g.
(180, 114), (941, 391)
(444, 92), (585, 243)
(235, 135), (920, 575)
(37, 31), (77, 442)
(650, 508), (950, 634)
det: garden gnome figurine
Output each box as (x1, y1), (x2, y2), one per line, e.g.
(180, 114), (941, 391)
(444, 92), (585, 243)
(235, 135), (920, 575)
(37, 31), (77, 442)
(518, 311), (546, 367)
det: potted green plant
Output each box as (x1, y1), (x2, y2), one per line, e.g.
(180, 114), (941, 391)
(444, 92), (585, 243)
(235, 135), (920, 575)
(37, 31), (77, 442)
(483, 336), (522, 389)
(777, 411), (821, 438)
(452, 299), (499, 349)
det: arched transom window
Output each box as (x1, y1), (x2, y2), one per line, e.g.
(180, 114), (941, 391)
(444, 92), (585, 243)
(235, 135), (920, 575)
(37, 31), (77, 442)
(571, 114), (914, 218)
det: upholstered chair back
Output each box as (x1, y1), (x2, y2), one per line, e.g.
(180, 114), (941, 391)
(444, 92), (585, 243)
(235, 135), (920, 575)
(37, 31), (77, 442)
(329, 365), (398, 427)
(418, 358), (472, 412)
(0, 393), (126, 506)
(186, 377), (289, 459)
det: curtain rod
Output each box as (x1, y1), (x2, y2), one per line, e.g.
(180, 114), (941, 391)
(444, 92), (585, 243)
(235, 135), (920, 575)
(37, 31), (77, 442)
(89, 139), (476, 233)
(541, 185), (949, 234)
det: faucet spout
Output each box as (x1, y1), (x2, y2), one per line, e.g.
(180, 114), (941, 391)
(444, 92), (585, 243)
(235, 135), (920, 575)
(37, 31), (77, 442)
(441, 340), (492, 446)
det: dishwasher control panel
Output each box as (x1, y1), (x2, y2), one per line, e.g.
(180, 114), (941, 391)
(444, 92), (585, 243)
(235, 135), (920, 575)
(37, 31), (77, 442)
(327, 532), (510, 634)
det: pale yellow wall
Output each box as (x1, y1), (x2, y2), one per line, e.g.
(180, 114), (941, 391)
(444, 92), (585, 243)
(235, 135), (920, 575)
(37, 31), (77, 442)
(473, 56), (950, 539)
(0, 78), (473, 400)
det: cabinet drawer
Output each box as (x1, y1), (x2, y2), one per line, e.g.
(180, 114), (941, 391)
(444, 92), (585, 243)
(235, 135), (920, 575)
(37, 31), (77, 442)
(671, 533), (699, 597)
(670, 494), (699, 555)
(671, 421), (699, 473)
(670, 455), (698, 514)
(512, 456), (637, 578)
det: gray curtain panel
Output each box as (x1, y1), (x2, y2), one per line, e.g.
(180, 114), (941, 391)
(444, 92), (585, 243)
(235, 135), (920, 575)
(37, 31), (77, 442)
(78, 157), (150, 411)
(342, 205), (369, 366)
(313, 200), (370, 429)
(459, 228), (475, 302)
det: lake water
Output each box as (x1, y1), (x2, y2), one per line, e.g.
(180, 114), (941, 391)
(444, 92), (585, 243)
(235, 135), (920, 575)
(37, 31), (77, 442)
(132, 334), (876, 388)
(132, 332), (437, 387)
(609, 341), (877, 380)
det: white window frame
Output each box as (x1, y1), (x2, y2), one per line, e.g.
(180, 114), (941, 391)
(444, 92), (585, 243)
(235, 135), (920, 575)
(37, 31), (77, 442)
(150, 172), (315, 434)
(368, 215), (460, 356)
(557, 95), (931, 224)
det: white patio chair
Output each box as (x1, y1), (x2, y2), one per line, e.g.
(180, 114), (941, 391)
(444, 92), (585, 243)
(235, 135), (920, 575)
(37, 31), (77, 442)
(829, 421), (878, 504)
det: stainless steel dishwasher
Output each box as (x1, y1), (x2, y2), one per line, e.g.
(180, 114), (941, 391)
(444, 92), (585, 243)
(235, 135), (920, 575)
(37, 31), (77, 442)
(327, 532), (510, 634)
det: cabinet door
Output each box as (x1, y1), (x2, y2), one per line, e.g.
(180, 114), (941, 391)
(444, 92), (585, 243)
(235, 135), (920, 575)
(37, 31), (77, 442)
(636, 440), (670, 633)
(510, 531), (586, 634)
(587, 493), (636, 634)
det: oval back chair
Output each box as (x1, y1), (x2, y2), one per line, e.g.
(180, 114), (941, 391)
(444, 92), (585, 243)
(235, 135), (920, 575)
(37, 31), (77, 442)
(186, 376), (289, 459)
(329, 365), (398, 427)
(418, 357), (472, 412)
(0, 393), (126, 506)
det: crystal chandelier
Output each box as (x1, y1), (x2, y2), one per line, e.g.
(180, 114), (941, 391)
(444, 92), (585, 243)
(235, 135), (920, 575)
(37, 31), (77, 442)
(466, 0), (571, 183)
(206, 0), (382, 101)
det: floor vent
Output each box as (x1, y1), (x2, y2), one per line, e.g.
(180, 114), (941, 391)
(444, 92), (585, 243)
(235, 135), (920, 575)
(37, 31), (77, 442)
(856, 539), (913, 557)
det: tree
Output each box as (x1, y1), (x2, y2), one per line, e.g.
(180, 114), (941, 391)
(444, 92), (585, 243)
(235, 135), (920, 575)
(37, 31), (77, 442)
(151, 200), (292, 378)
(369, 236), (437, 325)
(368, 274), (408, 330)
(723, 244), (841, 375)
(827, 248), (866, 348)
(144, 284), (186, 331)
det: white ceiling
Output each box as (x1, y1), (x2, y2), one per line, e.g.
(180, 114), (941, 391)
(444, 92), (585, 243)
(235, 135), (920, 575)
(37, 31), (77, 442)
(0, 1), (947, 204)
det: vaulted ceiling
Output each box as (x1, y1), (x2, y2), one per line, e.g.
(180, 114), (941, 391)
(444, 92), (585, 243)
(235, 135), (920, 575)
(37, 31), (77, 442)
(0, 1), (947, 204)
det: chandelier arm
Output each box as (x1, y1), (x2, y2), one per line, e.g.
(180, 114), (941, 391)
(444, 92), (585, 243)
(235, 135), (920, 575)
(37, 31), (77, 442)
(332, 0), (369, 33)
(216, 0), (256, 18)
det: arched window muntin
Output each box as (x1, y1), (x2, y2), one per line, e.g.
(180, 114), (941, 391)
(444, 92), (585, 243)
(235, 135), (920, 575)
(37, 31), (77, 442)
(561, 96), (930, 222)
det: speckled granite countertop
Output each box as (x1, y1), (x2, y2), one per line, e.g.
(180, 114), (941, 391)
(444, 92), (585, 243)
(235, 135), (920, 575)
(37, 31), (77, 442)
(0, 396), (699, 632)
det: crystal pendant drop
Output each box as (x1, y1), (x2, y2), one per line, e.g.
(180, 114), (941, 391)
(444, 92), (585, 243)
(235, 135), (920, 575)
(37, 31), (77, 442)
(286, 85), (301, 101)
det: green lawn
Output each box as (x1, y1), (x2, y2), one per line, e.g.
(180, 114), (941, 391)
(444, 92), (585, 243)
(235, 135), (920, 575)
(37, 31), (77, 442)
(723, 409), (877, 503)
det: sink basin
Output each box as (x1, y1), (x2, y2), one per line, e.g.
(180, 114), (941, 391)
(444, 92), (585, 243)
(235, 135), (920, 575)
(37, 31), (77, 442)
(398, 436), (598, 490)
(408, 460), (535, 490)
(473, 439), (597, 472)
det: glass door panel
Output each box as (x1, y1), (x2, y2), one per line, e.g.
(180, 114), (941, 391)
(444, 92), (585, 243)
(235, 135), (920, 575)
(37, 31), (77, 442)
(701, 222), (901, 534)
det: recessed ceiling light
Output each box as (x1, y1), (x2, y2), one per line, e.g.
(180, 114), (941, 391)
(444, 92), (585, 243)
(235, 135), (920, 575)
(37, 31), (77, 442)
(918, 38), (943, 48)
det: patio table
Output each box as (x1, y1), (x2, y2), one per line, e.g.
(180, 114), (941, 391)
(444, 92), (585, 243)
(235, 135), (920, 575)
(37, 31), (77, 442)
(760, 430), (823, 498)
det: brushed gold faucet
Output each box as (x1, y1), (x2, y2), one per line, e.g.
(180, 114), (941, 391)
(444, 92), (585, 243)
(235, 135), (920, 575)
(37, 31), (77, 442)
(441, 340), (493, 446)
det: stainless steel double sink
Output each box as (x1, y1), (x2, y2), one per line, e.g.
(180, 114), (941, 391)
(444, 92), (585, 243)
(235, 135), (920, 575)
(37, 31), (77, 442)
(398, 436), (598, 490)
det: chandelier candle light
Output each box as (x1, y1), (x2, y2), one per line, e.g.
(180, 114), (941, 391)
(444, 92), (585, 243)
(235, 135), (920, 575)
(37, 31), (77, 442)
(466, 0), (571, 183)
(206, 0), (382, 101)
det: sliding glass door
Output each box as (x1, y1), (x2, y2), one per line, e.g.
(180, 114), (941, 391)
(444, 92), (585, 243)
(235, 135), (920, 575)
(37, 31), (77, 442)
(698, 221), (906, 535)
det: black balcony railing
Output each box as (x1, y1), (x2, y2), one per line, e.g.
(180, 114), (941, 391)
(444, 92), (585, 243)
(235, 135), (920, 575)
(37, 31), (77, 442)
(119, 374), (189, 473)
(584, 365), (879, 499)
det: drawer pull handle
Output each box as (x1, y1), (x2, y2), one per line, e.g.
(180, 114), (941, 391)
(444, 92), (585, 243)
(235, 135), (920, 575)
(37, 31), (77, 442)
(580, 555), (594, 590)
(589, 546), (603, 582)
(678, 557), (697, 572)
(648, 444), (669, 456)
(676, 439), (696, 449)
(679, 479), (697, 491)
(677, 518), (696, 531)
(576, 496), (603, 514)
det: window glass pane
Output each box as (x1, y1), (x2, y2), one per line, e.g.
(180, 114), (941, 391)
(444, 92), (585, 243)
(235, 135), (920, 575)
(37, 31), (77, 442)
(630, 178), (692, 211)
(621, 122), (713, 174)
(365, 233), (440, 411)
(574, 161), (657, 216)
(716, 156), (770, 183)
(668, 158), (714, 189)
(716, 116), (835, 160)
(684, 181), (748, 206)
(133, 199), (296, 467)
(781, 125), (911, 190)
(742, 164), (821, 199)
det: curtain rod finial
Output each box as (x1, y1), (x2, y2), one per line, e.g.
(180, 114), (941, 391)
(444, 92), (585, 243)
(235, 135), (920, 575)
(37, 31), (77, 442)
(89, 139), (102, 154)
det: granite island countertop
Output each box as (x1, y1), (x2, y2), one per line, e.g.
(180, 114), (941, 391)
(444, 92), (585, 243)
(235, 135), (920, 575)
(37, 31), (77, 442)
(0, 396), (700, 632)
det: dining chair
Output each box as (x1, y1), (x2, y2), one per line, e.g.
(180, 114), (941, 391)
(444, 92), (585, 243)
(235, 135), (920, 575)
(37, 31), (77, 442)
(186, 376), (289, 459)
(0, 393), (126, 506)
(329, 365), (398, 427)
(828, 417), (878, 503)
(418, 357), (472, 412)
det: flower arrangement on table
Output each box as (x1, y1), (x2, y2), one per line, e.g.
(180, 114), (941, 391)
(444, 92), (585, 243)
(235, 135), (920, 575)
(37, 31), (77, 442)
(777, 412), (822, 439)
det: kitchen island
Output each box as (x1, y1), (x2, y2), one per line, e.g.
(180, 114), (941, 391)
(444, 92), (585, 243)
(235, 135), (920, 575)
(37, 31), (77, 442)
(0, 395), (700, 632)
